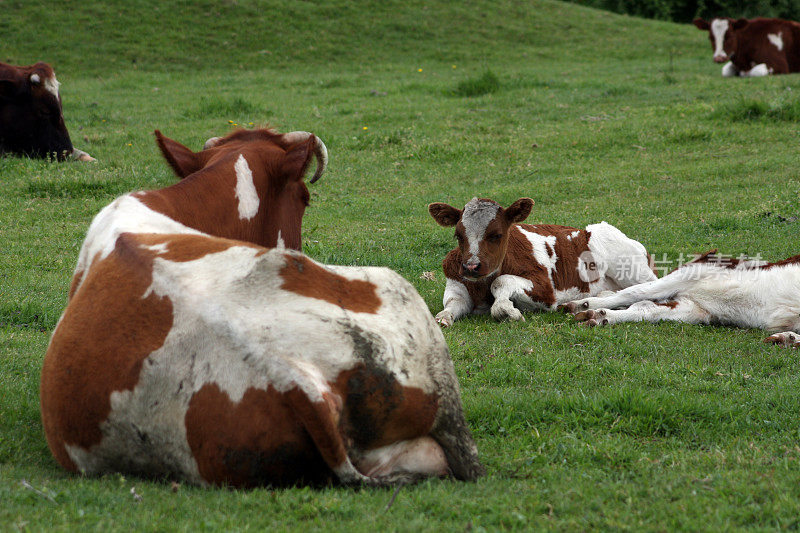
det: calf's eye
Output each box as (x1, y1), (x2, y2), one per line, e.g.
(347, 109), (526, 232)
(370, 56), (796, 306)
(487, 233), (502, 243)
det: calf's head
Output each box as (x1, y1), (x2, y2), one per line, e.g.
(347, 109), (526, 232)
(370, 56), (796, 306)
(693, 17), (748, 63)
(153, 127), (328, 250)
(0, 62), (74, 160)
(429, 197), (533, 281)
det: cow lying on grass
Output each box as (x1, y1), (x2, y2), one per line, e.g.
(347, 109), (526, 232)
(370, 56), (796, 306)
(693, 17), (800, 77)
(0, 61), (94, 161)
(40, 127), (484, 488)
(428, 197), (656, 326)
(563, 250), (800, 347)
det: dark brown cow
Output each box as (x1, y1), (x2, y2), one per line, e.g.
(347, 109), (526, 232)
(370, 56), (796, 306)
(428, 197), (656, 326)
(0, 61), (93, 160)
(693, 17), (800, 77)
(40, 127), (484, 488)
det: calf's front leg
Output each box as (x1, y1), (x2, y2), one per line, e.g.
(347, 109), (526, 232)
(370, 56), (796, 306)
(436, 278), (474, 327)
(490, 274), (536, 322)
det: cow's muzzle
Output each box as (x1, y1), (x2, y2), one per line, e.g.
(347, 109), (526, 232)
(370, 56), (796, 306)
(713, 54), (729, 63)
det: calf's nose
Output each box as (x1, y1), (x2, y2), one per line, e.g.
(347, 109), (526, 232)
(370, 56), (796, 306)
(713, 54), (728, 63)
(462, 262), (480, 274)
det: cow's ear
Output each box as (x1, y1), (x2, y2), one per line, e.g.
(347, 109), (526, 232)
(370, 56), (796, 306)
(281, 135), (315, 181)
(693, 18), (709, 30)
(504, 198), (534, 224)
(154, 130), (201, 179)
(733, 18), (748, 30)
(428, 203), (462, 227)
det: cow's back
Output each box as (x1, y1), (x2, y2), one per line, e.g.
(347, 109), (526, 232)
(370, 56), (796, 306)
(735, 19), (800, 73)
(42, 231), (455, 486)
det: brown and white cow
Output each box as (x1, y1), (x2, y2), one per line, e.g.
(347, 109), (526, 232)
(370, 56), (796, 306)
(428, 197), (657, 326)
(0, 61), (93, 161)
(564, 250), (800, 347)
(40, 127), (484, 488)
(693, 17), (800, 77)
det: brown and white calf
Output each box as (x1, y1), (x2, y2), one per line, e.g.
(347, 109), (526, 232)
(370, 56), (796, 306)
(693, 17), (800, 77)
(564, 250), (800, 347)
(428, 197), (657, 326)
(40, 127), (484, 488)
(0, 61), (93, 161)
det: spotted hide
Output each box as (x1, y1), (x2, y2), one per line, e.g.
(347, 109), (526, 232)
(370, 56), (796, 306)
(0, 61), (93, 161)
(564, 250), (800, 347)
(428, 197), (656, 326)
(40, 128), (484, 488)
(693, 17), (800, 77)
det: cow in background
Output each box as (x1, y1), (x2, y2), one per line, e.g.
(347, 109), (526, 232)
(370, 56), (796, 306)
(564, 250), (800, 347)
(40, 127), (484, 487)
(428, 197), (657, 326)
(0, 61), (94, 161)
(693, 17), (800, 77)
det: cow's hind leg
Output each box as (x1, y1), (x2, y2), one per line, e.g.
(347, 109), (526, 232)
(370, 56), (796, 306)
(574, 298), (710, 327)
(764, 331), (800, 348)
(563, 267), (701, 313)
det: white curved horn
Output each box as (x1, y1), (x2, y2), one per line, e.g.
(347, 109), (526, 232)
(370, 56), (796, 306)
(282, 131), (328, 184)
(203, 136), (222, 150)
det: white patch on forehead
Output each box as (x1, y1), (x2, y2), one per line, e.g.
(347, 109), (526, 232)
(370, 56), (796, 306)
(768, 32), (783, 51)
(711, 19), (730, 58)
(234, 154), (259, 220)
(461, 198), (500, 258)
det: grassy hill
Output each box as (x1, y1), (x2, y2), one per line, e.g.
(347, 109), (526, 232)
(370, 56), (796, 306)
(3, 0), (800, 529)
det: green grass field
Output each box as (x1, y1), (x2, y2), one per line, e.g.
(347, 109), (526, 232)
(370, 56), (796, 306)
(3, 0), (800, 529)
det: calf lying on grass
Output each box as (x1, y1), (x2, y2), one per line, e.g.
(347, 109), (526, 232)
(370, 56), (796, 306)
(428, 197), (657, 326)
(563, 250), (800, 347)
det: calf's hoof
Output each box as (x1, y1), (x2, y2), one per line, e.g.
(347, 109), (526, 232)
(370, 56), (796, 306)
(558, 302), (576, 314)
(763, 332), (799, 347)
(435, 310), (454, 327)
(491, 302), (524, 322)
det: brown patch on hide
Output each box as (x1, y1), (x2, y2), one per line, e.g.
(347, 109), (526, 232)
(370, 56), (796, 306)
(185, 383), (332, 488)
(280, 254), (381, 313)
(40, 233), (174, 471)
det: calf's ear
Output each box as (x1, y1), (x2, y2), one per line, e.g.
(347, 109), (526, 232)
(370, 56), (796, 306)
(732, 18), (748, 30)
(429, 203), (462, 227)
(154, 130), (201, 179)
(504, 198), (534, 224)
(692, 18), (709, 30)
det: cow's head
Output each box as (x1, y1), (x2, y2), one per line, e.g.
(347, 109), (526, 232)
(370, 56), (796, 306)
(153, 128), (328, 250)
(693, 17), (749, 63)
(429, 197), (534, 281)
(0, 62), (74, 160)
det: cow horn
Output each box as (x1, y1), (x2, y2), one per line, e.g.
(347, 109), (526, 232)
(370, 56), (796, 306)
(282, 131), (328, 184)
(203, 136), (222, 150)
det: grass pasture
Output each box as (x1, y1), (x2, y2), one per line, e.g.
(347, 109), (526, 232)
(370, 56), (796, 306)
(2, 0), (800, 529)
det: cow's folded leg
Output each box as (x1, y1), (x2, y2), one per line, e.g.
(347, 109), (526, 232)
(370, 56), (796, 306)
(283, 387), (369, 485)
(490, 274), (534, 322)
(721, 61), (739, 77)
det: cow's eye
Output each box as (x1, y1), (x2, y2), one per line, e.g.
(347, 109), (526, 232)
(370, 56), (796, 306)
(487, 233), (502, 243)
